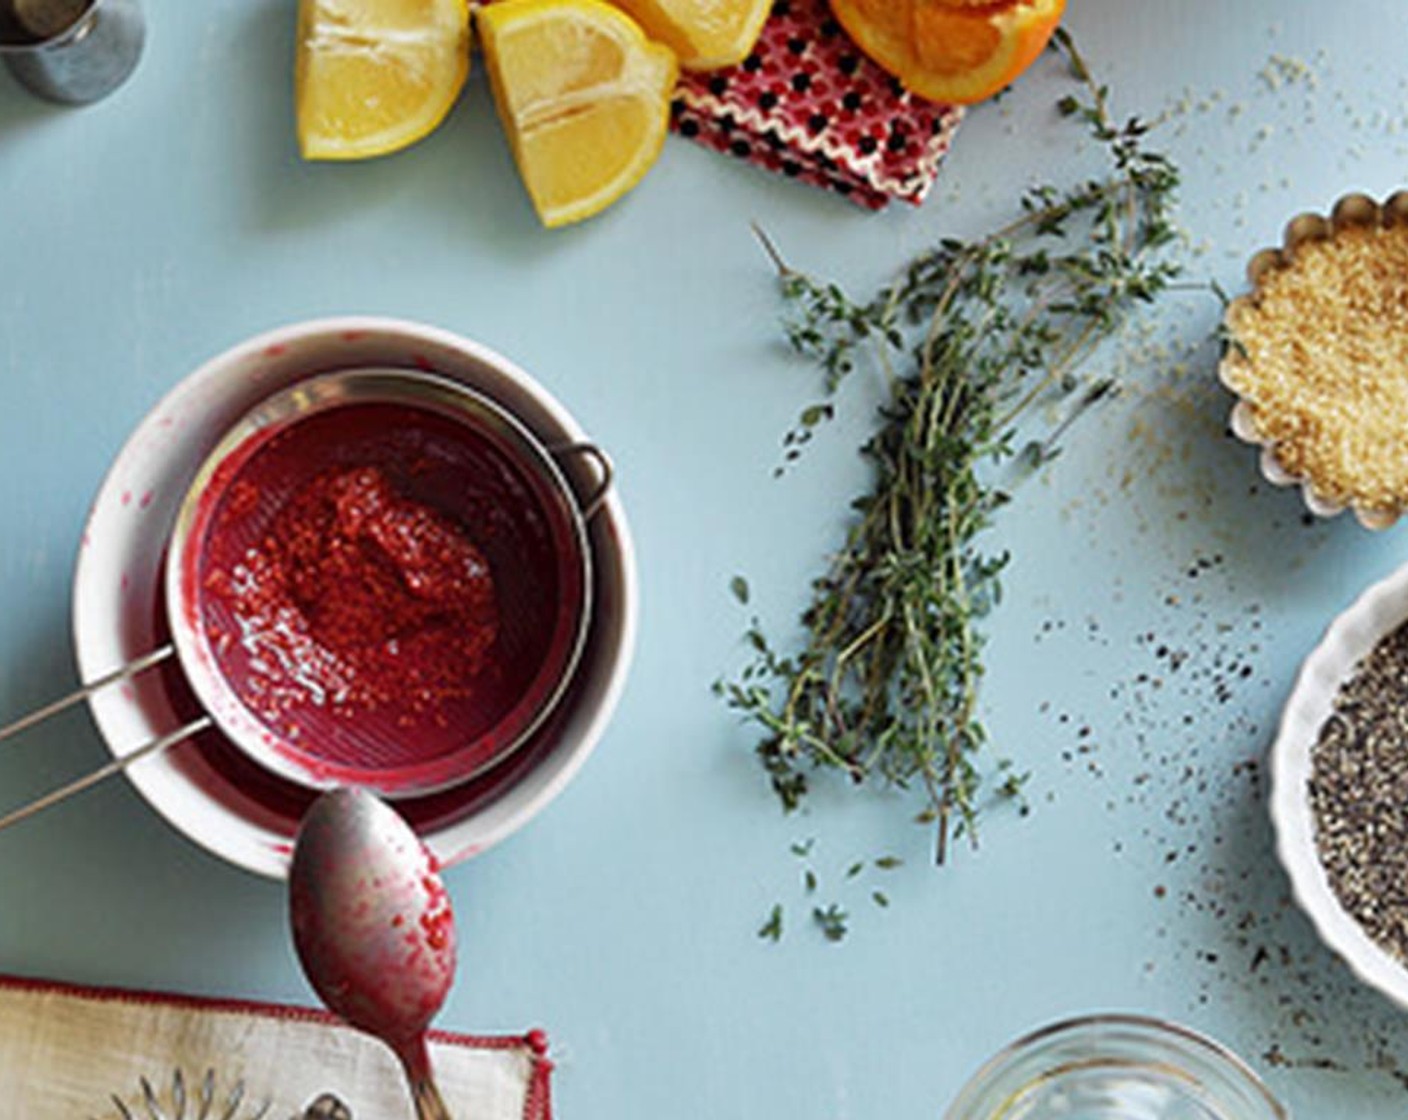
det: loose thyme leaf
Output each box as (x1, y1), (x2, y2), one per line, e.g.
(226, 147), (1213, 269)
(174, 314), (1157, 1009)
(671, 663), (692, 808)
(729, 575), (750, 605)
(813, 904), (849, 942)
(724, 33), (1181, 867)
(758, 904), (783, 942)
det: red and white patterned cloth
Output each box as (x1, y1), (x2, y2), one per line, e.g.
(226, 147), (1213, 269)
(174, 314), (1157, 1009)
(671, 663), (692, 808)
(671, 0), (963, 208)
(0, 974), (553, 1120)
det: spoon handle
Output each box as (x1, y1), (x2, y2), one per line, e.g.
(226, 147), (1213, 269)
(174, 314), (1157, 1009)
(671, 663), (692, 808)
(408, 1076), (453, 1120)
(397, 1037), (453, 1120)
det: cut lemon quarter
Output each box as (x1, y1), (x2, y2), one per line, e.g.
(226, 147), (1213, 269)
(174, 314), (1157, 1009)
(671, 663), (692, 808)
(296, 0), (471, 160)
(479, 0), (678, 228)
(608, 0), (770, 70)
(611, 0), (771, 70)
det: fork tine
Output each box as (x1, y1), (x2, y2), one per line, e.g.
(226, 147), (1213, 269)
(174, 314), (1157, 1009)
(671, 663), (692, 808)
(246, 1098), (271, 1120)
(172, 1069), (186, 1120)
(111, 1094), (135, 1120)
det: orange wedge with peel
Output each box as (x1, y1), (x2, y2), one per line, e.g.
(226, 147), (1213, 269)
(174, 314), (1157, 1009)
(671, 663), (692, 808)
(296, 0), (471, 160)
(479, 0), (678, 228)
(608, 0), (771, 70)
(828, 0), (1065, 106)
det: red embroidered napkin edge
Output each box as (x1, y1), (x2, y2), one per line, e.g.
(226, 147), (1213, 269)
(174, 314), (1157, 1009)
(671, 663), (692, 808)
(0, 972), (554, 1120)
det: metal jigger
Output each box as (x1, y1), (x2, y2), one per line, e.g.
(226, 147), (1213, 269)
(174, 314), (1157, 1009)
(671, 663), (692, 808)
(0, 0), (143, 105)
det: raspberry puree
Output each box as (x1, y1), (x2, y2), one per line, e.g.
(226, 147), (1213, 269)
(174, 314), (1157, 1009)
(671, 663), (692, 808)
(204, 465), (500, 718)
(188, 399), (581, 788)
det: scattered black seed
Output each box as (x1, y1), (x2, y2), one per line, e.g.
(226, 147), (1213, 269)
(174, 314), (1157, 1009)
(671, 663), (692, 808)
(1036, 541), (1408, 1090)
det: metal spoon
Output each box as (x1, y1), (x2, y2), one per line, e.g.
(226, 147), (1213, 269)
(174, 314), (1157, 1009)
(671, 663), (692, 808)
(289, 789), (457, 1120)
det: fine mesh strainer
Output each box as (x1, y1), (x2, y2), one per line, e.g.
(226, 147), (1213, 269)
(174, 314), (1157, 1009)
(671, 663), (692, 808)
(167, 368), (598, 797)
(0, 368), (608, 829)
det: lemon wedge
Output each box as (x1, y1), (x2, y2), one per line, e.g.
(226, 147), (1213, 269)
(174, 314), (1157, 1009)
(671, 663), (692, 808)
(478, 0), (678, 228)
(296, 0), (471, 160)
(608, 0), (769, 70)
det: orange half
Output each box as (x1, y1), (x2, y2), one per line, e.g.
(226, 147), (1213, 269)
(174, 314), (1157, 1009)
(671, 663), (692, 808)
(828, 0), (1065, 106)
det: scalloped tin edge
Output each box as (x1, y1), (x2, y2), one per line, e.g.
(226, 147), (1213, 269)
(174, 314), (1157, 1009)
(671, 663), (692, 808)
(1218, 190), (1408, 531)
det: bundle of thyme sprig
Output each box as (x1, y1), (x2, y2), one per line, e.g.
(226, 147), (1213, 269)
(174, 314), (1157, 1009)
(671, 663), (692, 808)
(718, 31), (1182, 867)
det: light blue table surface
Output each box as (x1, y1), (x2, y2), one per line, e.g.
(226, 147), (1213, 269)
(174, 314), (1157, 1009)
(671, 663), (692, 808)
(3, 1), (1408, 1116)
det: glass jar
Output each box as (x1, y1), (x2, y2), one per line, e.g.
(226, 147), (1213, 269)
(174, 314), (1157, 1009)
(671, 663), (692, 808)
(943, 1014), (1288, 1120)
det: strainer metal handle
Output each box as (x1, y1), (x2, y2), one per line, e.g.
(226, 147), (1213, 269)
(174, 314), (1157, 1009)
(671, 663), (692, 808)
(0, 645), (212, 833)
(0, 642), (174, 746)
(551, 442), (614, 521)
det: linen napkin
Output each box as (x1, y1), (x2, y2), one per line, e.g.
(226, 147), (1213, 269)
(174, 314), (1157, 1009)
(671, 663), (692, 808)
(671, 0), (964, 208)
(0, 974), (552, 1119)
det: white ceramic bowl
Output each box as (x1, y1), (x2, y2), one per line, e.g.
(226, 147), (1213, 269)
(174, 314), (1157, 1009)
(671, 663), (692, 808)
(71, 317), (638, 879)
(1270, 560), (1408, 1009)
